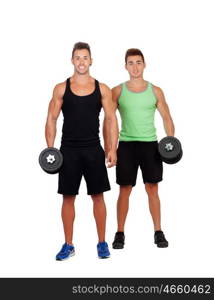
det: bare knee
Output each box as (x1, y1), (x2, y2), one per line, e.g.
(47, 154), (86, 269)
(119, 185), (132, 196)
(63, 195), (76, 204)
(91, 193), (104, 203)
(145, 183), (158, 196)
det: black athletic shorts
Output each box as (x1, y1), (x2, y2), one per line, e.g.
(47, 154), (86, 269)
(58, 144), (110, 195)
(116, 141), (163, 186)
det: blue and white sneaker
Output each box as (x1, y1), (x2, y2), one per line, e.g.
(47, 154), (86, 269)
(56, 243), (75, 261)
(97, 241), (110, 259)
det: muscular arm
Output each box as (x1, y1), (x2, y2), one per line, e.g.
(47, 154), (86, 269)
(100, 83), (119, 166)
(103, 85), (120, 153)
(153, 85), (175, 136)
(45, 83), (65, 147)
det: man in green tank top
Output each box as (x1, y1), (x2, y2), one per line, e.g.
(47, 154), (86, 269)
(105, 48), (175, 249)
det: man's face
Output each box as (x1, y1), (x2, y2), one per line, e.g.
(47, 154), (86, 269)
(72, 49), (92, 75)
(125, 55), (145, 78)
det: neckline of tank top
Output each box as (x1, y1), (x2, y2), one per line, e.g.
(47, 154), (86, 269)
(68, 77), (97, 97)
(124, 81), (150, 94)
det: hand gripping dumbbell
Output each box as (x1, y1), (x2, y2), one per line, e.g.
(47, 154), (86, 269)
(39, 147), (63, 174)
(158, 136), (183, 164)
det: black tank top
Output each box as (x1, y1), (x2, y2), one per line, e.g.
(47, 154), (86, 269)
(61, 78), (102, 147)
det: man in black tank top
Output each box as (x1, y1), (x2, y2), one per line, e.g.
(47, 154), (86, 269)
(45, 42), (118, 260)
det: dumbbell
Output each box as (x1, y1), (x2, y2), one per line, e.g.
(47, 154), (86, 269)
(158, 136), (183, 164)
(39, 147), (63, 174)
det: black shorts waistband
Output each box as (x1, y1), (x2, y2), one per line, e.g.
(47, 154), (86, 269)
(61, 138), (100, 148)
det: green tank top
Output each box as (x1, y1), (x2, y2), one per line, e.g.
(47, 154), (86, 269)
(118, 82), (157, 141)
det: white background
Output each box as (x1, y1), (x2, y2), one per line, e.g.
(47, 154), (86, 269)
(0, 0), (213, 277)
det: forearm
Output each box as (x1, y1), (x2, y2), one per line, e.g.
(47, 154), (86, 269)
(103, 115), (119, 152)
(109, 115), (119, 151)
(45, 120), (57, 147)
(163, 117), (175, 136)
(103, 117), (111, 152)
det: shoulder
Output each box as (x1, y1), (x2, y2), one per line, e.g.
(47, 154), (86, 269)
(112, 84), (122, 97)
(53, 81), (67, 98)
(151, 84), (164, 97)
(99, 82), (112, 96)
(151, 84), (168, 108)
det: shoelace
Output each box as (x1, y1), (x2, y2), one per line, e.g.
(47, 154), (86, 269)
(60, 244), (72, 254)
(114, 234), (124, 243)
(156, 233), (166, 242)
(99, 243), (108, 253)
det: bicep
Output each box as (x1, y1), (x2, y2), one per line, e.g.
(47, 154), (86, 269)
(101, 85), (116, 117)
(156, 88), (171, 119)
(111, 86), (121, 110)
(47, 87), (63, 121)
(157, 99), (170, 118)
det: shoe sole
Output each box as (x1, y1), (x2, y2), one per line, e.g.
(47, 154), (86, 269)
(155, 242), (168, 248)
(112, 244), (124, 249)
(98, 255), (110, 259)
(56, 251), (75, 261)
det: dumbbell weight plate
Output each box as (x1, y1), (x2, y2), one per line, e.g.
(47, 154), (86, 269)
(39, 147), (63, 174)
(161, 148), (183, 164)
(158, 136), (183, 164)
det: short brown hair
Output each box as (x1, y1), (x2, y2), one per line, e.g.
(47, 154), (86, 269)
(72, 42), (91, 58)
(125, 48), (145, 64)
